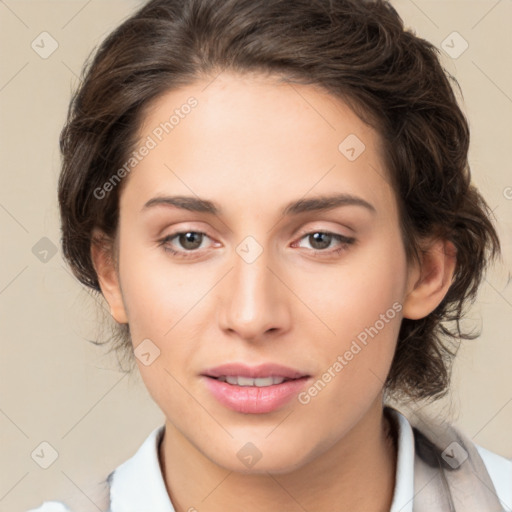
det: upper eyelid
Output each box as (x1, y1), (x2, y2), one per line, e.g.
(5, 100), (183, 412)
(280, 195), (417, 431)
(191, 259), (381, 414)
(295, 225), (355, 239)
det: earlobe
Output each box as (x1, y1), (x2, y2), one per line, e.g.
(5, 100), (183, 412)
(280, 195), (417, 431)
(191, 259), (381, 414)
(90, 229), (128, 324)
(402, 239), (457, 320)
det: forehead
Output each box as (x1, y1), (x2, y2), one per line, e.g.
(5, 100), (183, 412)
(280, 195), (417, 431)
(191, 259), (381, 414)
(121, 71), (395, 220)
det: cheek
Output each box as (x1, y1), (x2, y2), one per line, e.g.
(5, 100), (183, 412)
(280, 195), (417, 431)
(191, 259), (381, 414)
(116, 233), (194, 339)
(304, 229), (406, 341)
(116, 232), (212, 410)
(300, 229), (406, 399)
(118, 244), (202, 407)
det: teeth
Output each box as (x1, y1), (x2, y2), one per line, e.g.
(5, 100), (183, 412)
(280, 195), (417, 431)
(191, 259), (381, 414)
(218, 376), (287, 387)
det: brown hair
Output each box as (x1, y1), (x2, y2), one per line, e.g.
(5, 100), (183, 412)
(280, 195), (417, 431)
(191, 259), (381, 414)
(58, 0), (500, 402)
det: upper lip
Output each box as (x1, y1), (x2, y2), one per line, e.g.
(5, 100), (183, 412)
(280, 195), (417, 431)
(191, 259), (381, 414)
(202, 363), (309, 380)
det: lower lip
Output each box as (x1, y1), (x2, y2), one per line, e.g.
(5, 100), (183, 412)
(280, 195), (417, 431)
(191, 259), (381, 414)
(203, 376), (310, 414)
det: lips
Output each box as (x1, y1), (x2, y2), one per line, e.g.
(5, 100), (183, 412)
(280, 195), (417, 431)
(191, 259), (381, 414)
(201, 363), (311, 414)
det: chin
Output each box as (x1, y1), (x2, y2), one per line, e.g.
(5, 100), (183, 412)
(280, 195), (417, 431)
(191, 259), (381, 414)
(204, 438), (315, 475)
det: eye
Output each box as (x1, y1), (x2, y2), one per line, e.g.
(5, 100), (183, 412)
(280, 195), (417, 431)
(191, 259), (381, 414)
(293, 231), (355, 255)
(159, 229), (356, 259)
(159, 231), (213, 258)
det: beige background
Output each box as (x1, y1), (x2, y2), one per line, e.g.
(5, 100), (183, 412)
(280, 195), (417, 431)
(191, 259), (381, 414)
(0, 1), (511, 510)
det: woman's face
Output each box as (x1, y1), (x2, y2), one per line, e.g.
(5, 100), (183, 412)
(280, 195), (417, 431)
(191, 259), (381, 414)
(109, 72), (415, 472)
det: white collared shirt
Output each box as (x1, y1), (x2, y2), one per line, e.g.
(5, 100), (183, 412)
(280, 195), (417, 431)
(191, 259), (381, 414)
(29, 409), (512, 512)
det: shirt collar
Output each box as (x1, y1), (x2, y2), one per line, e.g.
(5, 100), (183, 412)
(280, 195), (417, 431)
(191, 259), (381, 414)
(108, 408), (416, 512)
(109, 425), (173, 512)
(388, 407), (415, 512)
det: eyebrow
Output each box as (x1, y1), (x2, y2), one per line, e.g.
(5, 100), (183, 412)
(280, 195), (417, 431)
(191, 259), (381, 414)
(142, 193), (376, 216)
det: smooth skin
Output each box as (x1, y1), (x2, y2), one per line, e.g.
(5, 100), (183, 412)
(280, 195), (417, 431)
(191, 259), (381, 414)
(92, 71), (456, 512)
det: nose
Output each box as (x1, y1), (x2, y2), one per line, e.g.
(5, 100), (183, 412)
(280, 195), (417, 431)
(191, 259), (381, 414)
(217, 241), (291, 343)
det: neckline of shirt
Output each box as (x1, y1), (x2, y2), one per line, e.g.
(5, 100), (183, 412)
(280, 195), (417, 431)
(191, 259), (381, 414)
(108, 407), (414, 511)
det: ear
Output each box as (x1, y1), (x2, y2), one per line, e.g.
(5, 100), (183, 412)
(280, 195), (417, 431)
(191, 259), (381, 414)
(402, 238), (457, 320)
(90, 228), (128, 324)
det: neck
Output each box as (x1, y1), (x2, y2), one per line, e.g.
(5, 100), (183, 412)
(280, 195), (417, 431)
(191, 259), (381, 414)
(159, 399), (397, 512)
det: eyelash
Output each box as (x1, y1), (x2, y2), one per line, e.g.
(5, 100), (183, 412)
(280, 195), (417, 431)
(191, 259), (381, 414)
(158, 230), (356, 259)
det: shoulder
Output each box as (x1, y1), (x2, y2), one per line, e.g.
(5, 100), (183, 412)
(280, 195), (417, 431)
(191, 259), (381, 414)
(26, 425), (165, 512)
(476, 443), (512, 511)
(26, 475), (111, 512)
(389, 406), (511, 511)
(26, 502), (71, 512)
